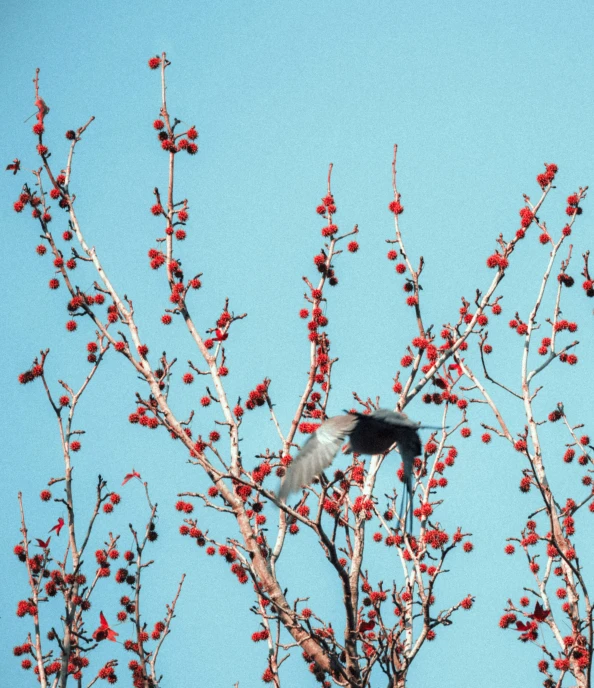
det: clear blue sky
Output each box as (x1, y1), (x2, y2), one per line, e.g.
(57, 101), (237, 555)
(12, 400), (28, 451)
(1, 1), (594, 686)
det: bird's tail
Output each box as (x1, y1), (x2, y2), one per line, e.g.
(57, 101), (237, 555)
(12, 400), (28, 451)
(399, 474), (414, 536)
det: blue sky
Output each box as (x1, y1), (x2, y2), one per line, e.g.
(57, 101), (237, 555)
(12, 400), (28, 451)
(1, 1), (594, 686)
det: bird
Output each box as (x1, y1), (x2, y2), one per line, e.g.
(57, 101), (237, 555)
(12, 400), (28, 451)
(279, 409), (429, 532)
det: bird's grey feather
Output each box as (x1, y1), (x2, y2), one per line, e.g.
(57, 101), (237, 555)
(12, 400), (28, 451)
(366, 408), (421, 429)
(279, 409), (425, 535)
(278, 416), (357, 501)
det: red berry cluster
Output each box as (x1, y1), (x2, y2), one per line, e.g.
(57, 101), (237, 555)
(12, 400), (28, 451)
(508, 317), (528, 336)
(557, 272), (574, 288)
(519, 206), (534, 228)
(16, 600), (37, 617)
(151, 620), (166, 641)
(175, 500), (194, 513)
(486, 252), (509, 270)
(216, 545), (249, 584)
(554, 319), (578, 333)
(152, 111), (198, 156)
(548, 408), (563, 422)
(129, 406), (159, 429)
(245, 381), (269, 411)
(98, 665), (118, 683)
(558, 352), (578, 365)
(536, 163), (558, 189)
(316, 193), (336, 217)
(388, 199), (404, 215)
(251, 629), (270, 642)
(18, 362), (43, 385)
(14, 190), (47, 219)
(252, 462), (272, 484)
(566, 193), (583, 217)
(179, 521), (207, 547)
(582, 277), (594, 298)
(148, 248), (166, 270)
(102, 493), (120, 515)
(423, 528), (449, 549)
(298, 421), (321, 434)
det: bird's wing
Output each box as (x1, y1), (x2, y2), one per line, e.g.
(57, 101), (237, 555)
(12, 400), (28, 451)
(348, 410), (418, 455)
(369, 408), (421, 430)
(279, 416), (357, 501)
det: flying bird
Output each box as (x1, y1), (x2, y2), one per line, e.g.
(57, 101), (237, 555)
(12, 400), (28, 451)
(6, 159), (21, 175)
(35, 537), (51, 549)
(92, 612), (118, 642)
(279, 409), (428, 532)
(49, 517), (65, 537)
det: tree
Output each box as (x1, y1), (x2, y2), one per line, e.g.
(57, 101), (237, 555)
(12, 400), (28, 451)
(9, 53), (592, 687)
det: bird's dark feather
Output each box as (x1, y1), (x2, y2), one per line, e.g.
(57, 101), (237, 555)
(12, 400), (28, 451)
(279, 409), (426, 535)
